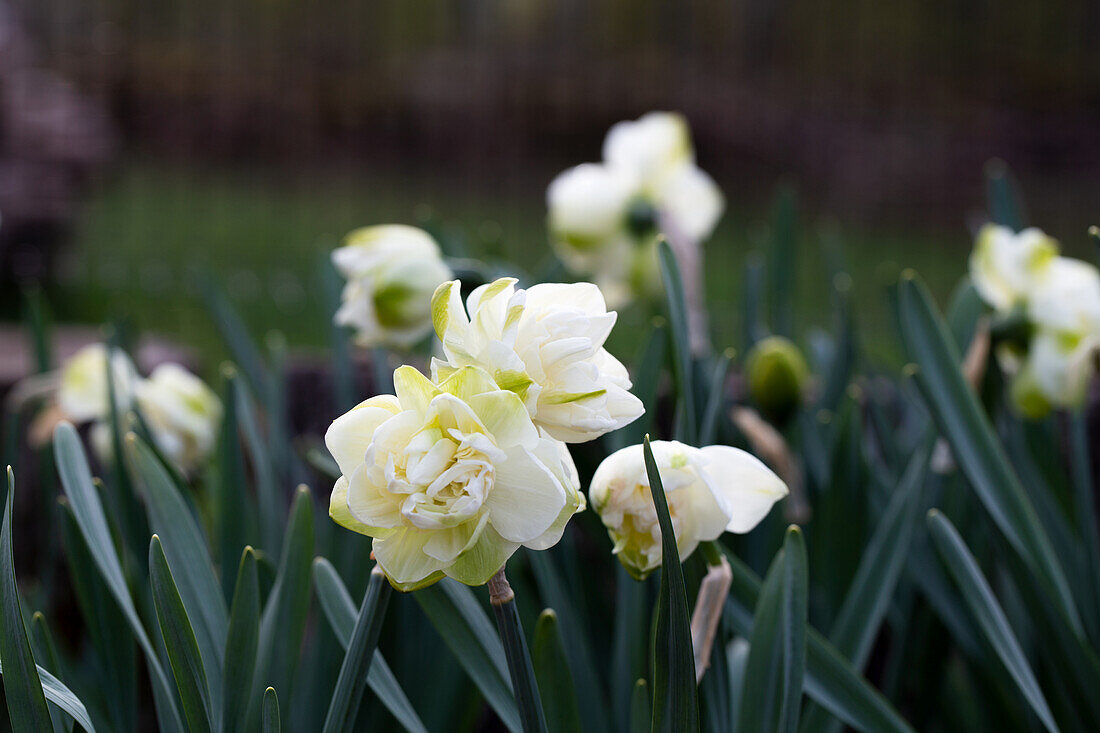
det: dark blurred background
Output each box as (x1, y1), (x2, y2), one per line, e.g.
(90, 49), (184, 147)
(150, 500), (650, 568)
(4, 0), (1099, 361)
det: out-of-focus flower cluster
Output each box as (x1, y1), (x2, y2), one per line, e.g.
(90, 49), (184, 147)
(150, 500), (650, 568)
(58, 344), (222, 475)
(969, 223), (1100, 416)
(546, 112), (724, 307)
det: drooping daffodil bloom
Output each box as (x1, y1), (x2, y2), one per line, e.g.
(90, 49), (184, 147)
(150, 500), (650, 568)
(430, 278), (644, 443)
(326, 364), (585, 590)
(134, 364), (223, 475)
(969, 223), (1058, 314)
(547, 112), (724, 305)
(58, 343), (138, 423)
(332, 225), (454, 348)
(1009, 257), (1100, 415)
(589, 440), (788, 579)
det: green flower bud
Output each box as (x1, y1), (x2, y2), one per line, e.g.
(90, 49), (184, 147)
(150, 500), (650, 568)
(744, 336), (809, 424)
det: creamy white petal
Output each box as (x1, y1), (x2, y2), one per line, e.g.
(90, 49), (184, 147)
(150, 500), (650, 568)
(697, 445), (788, 533)
(487, 446), (567, 543)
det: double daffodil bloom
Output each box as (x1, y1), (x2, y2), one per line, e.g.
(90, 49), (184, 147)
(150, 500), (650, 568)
(326, 365), (584, 590)
(430, 278), (644, 443)
(1011, 257), (1100, 415)
(968, 224), (1100, 416)
(590, 440), (788, 579)
(333, 225), (454, 348)
(547, 112), (724, 305)
(969, 224), (1058, 314)
(134, 364), (223, 475)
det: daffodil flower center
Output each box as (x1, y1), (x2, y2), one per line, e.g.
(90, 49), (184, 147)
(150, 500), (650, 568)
(382, 425), (504, 530)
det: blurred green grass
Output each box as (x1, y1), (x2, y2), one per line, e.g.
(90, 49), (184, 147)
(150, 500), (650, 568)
(55, 159), (967, 369)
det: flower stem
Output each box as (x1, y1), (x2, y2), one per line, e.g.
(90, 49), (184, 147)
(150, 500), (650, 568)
(489, 567), (548, 733)
(322, 565), (392, 733)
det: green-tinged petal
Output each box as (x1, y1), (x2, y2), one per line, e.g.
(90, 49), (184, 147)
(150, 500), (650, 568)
(472, 278), (518, 309)
(431, 280), (463, 340)
(436, 366), (500, 403)
(328, 478), (383, 537)
(543, 388), (607, 405)
(445, 526), (518, 586)
(423, 514), (490, 563)
(372, 528), (447, 588)
(385, 570), (447, 593)
(488, 448), (567, 543)
(324, 398), (401, 478)
(468, 391), (539, 447)
(393, 366), (439, 414)
(344, 468), (403, 533)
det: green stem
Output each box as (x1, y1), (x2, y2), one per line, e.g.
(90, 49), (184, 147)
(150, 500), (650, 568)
(489, 567), (548, 733)
(322, 565), (393, 733)
(700, 541), (724, 568)
(1068, 410), (1100, 643)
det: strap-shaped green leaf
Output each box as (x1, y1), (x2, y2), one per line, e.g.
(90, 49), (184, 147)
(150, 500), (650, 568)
(252, 486), (314, 726)
(232, 375), (282, 557)
(215, 365), (251, 599)
(737, 526), (807, 733)
(644, 435), (698, 733)
(150, 535), (213, 733)
(126, 433), (227, 718)
(800, 443), (929, 732)
(657, 241), (697, 445)
(0, 468), (52, 732)
(261, 687), (280, 733)
(630, 679), (650, 733)
(323, 567), (393, 733)
(58, 500), (136, 731)
(0, 660), (96, 732)
(927, 511), (1059, 733)
(415, 579), (520, 733)
(722, 549), (915, 733)
(612, 566), (650, 733)
(897, 272), (1082, 636)
(223, 547), (260, 733)
(528, 551), (608, 733)
(532, 609), (582, 733)
(53, 423), (186, 733)
(312, 558), (427, 733)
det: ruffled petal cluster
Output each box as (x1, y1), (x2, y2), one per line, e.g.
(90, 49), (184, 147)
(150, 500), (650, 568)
(968, 224), (1100, 414)
(326, 365), (584, 589)
(430, 278), (644, 442)
(589, 440), (787, 579)
(547, 112), (724, 305)
(333, 225), (454, 348)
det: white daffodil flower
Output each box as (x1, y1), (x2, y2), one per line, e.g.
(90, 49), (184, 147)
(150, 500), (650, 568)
(326, 364), (585, 590)
(332, 225), (454, 348)
(430, 278), (644, 443)
(135, 363), (222, 475)
(58, 343), (138, 423)
(589, 440), (788, 579)
(1006, 256), (1100, 415)
(969, 224), (1058, 313)
(546, 112), (724, 305)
